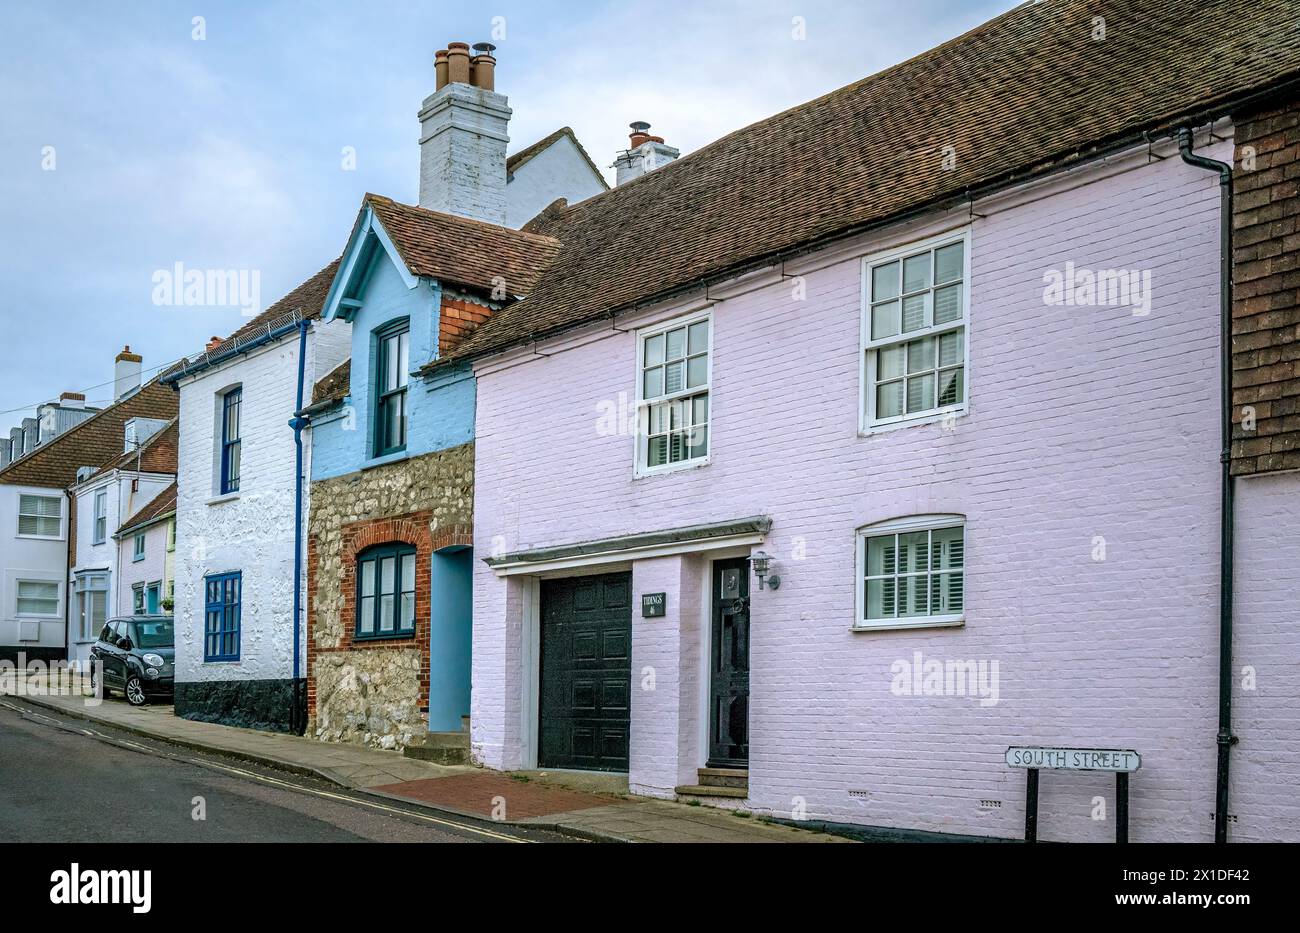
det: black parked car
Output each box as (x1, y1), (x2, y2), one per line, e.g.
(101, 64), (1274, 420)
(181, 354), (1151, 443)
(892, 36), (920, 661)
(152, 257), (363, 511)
(89, 616), (175, 706)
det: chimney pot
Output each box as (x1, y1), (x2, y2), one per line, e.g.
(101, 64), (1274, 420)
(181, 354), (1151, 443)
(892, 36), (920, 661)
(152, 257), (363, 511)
(206, 336), (223, 352)
(470, 43), (496, 91)
(446, 42), (471, 85)
(616, 120), (680, 185)
(435, 49), (449, 89)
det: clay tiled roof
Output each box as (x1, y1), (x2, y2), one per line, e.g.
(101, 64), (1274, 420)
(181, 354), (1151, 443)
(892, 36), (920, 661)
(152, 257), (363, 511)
(366, 194), (562, 296)
(117, 481), (177, 537)
(507, 126), (609, 191)
(0, 380), (178, 490)
(85, 419), (178, 482)
(312, 360), (350, 407)
(424, 0), (1300, 370)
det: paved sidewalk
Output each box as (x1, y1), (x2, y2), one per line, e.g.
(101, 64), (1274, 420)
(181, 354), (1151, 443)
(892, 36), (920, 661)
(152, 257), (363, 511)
(4, 674), (847, 844)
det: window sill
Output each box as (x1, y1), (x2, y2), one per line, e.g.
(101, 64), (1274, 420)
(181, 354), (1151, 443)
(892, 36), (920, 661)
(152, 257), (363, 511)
(851, 616), (965, 633)
(633, 456), (710, 481)
(203, 658), (241, 664)
(15, 533), (65, 542)
(363, 450), (410, 471)
(859, 406), (968, 438)
(353, 631), (416, 643)
(207, 492), (240, 506)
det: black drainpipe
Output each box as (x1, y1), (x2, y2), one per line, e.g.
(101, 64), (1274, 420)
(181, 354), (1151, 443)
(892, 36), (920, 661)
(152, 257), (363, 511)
(1177, 125), (1237, 844)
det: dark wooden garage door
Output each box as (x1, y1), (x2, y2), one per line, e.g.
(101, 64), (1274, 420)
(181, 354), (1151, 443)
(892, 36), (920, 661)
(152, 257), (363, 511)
(538, 572), (632, 772)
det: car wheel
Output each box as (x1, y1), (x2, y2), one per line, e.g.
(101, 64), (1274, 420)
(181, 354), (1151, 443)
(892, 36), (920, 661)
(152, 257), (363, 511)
(125, 675), (147, 706)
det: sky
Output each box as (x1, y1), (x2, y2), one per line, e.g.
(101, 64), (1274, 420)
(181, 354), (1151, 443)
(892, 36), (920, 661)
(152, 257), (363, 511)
(0, 0), (1014, 435)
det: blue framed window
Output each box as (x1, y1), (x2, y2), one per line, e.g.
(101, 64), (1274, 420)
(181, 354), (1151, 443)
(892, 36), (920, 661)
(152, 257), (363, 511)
(373, 322), (409, 457)
(204, 571), (241, 661)
(132, 533), (146, 561)
(220, 387), (242, 494)
(355, 543), (416, 639)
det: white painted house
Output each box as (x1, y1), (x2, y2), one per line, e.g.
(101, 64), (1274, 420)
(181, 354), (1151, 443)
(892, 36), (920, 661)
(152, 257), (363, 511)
(0, 353), (176, 665)
(165, 267), (351, 732)
(114, 481), (177, 618)
(505, 126), (608, 228)
(66, 418), (175, 668)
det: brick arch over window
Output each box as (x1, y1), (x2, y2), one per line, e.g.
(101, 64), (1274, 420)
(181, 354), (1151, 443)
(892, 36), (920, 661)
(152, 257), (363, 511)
(307, 510), (469, 722)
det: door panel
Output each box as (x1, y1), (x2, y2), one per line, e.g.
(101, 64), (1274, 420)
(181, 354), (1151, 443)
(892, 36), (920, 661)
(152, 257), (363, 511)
(539, 572), (632, 772)
(709, 558), (750, 767)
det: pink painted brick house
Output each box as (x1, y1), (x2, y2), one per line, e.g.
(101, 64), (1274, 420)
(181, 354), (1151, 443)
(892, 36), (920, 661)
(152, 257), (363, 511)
(417, 0), (1300, 841)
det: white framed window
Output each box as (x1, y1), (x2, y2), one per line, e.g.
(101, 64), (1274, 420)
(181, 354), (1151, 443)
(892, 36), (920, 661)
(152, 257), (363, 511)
(635, 311), (711, 475)
(17, 494), (61, 538)
(92, 489), (107, 544)
(16, 580), (60, 617)
(855, 515), (965, 630)
(861, 230), (969, 431)
(75, 573), (107, 640)
(166, 519), (176, 553)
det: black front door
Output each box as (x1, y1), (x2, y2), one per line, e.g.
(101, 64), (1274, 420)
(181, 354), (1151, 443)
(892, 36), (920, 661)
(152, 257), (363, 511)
(538, 572), (632, 772)
(709, 558), (750, 767)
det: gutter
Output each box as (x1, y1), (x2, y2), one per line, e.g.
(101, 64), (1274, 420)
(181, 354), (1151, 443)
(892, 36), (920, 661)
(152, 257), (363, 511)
(287, 320), (311, 735)
(1177, 126), (1237, 845)
(160, 313), (309, 387)
(425, 72), (1300, 377)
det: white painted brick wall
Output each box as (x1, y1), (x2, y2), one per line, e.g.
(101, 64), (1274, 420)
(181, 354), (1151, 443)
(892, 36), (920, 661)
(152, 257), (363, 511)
(175, 323), (346, 685)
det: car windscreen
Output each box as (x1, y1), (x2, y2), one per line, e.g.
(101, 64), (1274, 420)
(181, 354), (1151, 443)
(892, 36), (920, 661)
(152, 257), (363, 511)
(134, 620), (174, 649)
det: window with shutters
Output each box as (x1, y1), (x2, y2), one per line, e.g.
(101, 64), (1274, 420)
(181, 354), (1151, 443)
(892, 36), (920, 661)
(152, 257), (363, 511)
(861, 230), (969, 431)
(17, 494), (62, 538)
(16, 580), (60, 617)
(856, 516), (965, 630)
(354, 543), (417, 639)
(635, 311), (711, 476)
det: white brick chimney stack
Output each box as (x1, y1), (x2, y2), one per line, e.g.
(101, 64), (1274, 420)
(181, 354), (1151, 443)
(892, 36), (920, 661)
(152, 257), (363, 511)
(614, 121), (680, 185)
(418, 41), (511, 225)
(114, 345), (142, 400)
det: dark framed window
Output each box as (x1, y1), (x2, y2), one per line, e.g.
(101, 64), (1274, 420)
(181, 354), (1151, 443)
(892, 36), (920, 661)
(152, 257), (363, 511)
(373, 322), (409, 457)
(355, 543), (416, 639)
(220, 387), (242, 494)
(132, 583), (145, 615)
(204, 571), (241, 661)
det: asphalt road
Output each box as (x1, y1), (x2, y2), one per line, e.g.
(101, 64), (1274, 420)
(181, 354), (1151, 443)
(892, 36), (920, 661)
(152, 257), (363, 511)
(0, 698), (576, 844)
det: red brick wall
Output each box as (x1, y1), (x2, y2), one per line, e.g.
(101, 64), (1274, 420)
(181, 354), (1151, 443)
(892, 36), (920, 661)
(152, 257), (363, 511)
(439, 295), (492, 354)
(1232, 95), (1300, 475)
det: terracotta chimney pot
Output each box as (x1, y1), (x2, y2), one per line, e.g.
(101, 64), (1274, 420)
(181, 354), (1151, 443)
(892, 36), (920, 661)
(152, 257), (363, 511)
(446, 42), (471, 85)
(434, 49), (449, 89)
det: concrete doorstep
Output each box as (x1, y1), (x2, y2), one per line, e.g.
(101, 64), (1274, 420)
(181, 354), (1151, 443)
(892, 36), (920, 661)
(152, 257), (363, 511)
(3, 673), (849, 844)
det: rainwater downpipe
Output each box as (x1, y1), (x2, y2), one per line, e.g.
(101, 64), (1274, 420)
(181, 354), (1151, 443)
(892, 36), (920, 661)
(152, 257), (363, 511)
(288, 319), (311, 735)
(1177, 125), (1237, 844)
